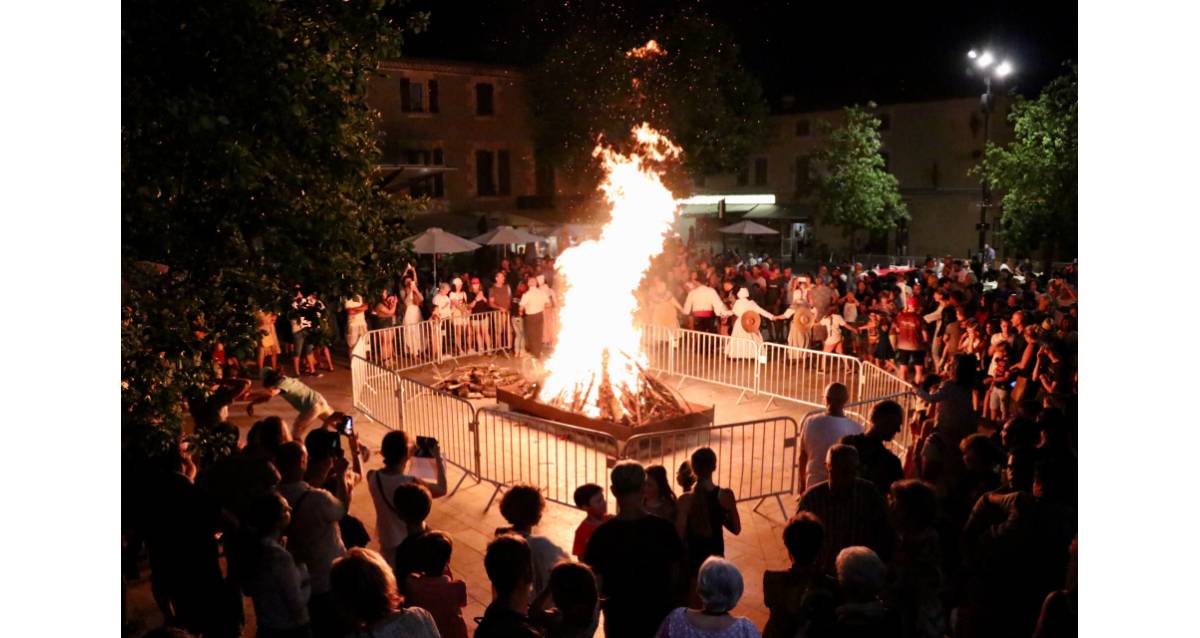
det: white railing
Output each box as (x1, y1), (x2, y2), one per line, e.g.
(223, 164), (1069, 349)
(639, 324), (761, 402)
(362, 310), (515, 372)
(622, 416), (799, 520)
(757, 342), (863, 410)
(474, 407), (621, 511)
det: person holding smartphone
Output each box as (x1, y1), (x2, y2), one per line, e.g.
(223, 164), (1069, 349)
(366, 431), (448, 565)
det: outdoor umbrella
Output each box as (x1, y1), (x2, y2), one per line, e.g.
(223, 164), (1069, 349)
(472, 225), (547, 262)
(718, 220), (779, 235)
(719, 220), (779, 260)
(404, 227), (482, 282)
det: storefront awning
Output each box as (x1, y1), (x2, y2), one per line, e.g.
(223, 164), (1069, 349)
(680, 203), (811, 221)
(375, 164), (458, 191)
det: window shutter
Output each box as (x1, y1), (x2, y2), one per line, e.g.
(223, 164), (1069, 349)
(498, 150), (511, 195)
(428, 80), (439, 113)
(399, 78), (411, 112)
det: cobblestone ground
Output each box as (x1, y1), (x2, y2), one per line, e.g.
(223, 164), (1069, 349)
(126, 353), (837, 637)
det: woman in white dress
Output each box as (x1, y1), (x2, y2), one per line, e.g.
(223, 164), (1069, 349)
(725, 288), (774, 359)
(778, 293), (816, 354)
(538, 274), (558, 347)
(401, 272), (424, 359)
(448, 277), (470, 354)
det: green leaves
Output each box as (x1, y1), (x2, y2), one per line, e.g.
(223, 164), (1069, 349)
(973, 66), (1077, 258)
(813, 104), (909, 245)
(122, 0), (423, 453)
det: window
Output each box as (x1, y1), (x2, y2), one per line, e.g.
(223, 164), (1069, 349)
(794, 155), (812, 194)
(476, 150), (496, 196)
(400, 78), (436, 113)
(475, 83), (495, 116)
(736, 164), (749, 187)
(754, 158), (768, 186)
(536, 157), (556, 197)
(498, 150), (511, 195)
(406, 148), (445, 198)
(794, 119), (811, 137)
(878, 112), (891, 131)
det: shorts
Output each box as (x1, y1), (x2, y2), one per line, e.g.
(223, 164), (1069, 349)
(293, 329), (314, 356)
(989, 385), (1010, 411)
(895, 349), (924, 366)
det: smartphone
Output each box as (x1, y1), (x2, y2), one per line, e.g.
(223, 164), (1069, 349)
(1008, 379), (1017, 389)
(414, 435), (438, 458)
(338, 414), (354, 436)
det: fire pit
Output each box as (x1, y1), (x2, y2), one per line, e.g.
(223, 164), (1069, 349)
(495, 383), (714, 444)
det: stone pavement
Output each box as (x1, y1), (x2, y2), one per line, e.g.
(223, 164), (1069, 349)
(126, 354), (835, 637)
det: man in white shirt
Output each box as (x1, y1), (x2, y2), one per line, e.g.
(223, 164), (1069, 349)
(519, 277), (550, 357)
(798, 383), (863, 491)
(681, 273), (729, 333)
(275, 441), (346, 637)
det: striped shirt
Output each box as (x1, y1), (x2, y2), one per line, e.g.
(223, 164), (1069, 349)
(797, 478), (893, 574)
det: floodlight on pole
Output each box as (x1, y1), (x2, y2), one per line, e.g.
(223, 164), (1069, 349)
(967, 49), (978, 59)
(975, 50), (995, 69)
(995, 60), (1013, 78)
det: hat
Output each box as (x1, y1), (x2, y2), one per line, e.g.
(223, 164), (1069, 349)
(451, 277), (462, 287)
(470, 277), (481, 286)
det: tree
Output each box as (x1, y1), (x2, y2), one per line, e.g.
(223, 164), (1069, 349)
(528, 14), (769, 188)
(974, 66), (1078, 259)
(813, 104), (909, 250)
(122, 0), (427, 455)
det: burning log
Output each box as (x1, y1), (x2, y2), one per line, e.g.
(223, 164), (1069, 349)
(432, 365), (532, 400)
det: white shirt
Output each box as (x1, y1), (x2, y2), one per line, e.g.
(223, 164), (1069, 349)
(277, 481), (346, 594)
(519, 286), (550, 315)
(366, 469), (418, 551)
(432, 292), (452, 319)
(800, 415), (863, 489)
(843, 302), (858, 323)
(344, 296), (368, 328)
(682, 285), (727, 315)
(819, 314), (850, 344)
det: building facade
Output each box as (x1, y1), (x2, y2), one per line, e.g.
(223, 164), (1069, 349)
(687, 96), (1014, 261)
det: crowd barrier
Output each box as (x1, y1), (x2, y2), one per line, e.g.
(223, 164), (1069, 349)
(622, 416), (799, 520)
(475, 407), (620, 511)
(352, 323), (920, 517)
(361, 310), (514, 372)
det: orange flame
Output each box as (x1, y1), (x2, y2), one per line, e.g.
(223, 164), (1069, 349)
(626, 39), (665, 59)
(538, 124), (681, 418)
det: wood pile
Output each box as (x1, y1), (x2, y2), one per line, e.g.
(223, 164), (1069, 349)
(433, 365), (532, 399)
(541, 354), (692, 427)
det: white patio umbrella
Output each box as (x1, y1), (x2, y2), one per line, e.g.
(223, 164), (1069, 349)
(719, 220), (779, 258)
(718, 220), (779, 235)
(471, 225), (547, 246)
(404, 227), (482, 282)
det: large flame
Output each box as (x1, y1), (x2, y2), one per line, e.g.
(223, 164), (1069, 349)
(538, 124), (681, 418)
(626, 39), (665, 59)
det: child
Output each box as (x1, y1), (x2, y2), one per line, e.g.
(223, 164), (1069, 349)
(984, 343), (1012, 422)
(404, 531), (469, 638)
(570, 483), (611, 560)
(497, 484), (568, 603)
(391, 482), (436, 587)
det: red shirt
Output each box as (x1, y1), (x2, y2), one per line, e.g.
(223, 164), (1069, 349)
(894, 311), (925, 351)
(573, 515), (612, 558)
(404, 574), (468, 638)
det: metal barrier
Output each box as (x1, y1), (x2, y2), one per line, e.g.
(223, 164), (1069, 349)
(363, 310), (515, 372)
(475, 407), (621, 511)
(757, 342), (863, 410)
(351, 355), (480, 488)
(860, 361), (912, 405)
(639, 324), (761, 403)
(622, 416), (799, 520)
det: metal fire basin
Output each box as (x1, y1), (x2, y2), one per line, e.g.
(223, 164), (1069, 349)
(495, 386), (715, 445)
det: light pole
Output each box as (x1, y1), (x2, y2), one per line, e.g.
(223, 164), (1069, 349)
(967, 48), (1013, 254)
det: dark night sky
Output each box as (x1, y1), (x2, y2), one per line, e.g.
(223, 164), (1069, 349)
(398, 0), (1077, 109)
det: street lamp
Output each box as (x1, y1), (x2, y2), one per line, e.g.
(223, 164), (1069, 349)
(967, 47), (1014, 254)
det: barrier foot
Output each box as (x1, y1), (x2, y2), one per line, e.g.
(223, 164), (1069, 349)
(676, 376), (686, 391)
(483, 483), (503, 514)
(447, 470), (471, 498)
(763, 396), (776, 413)
(736, 388), (748, 405)
(775, 494), (789, 521)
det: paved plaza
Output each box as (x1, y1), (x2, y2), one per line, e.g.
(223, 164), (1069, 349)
(126, 353), (844, 637)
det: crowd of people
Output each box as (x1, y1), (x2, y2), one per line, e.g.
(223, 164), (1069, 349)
(128, 244), (1077, 638)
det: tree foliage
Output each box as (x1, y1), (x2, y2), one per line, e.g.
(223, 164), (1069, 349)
(974, 66), (1078, 258)
(528, 14), (769, 187)
(122, 0), (426, 452)
(813, 104), (909, 245)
